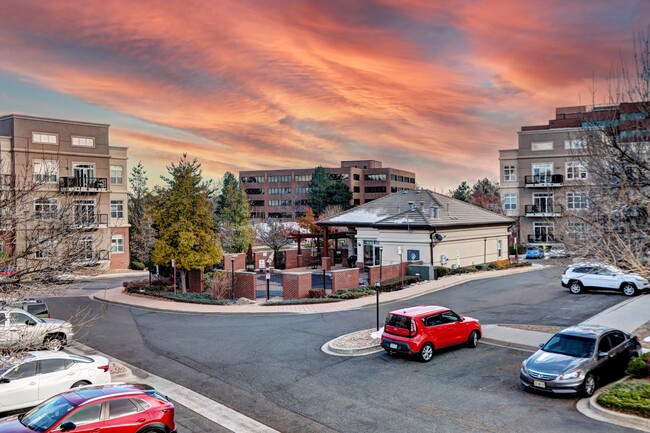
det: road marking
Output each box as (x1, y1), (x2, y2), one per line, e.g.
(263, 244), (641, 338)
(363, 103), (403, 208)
(67, 342), (279, 433)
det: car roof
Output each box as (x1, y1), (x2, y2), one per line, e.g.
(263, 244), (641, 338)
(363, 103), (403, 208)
(557, 325), (618, 338)
(388, 305), (450, 317)
(62, 384), (149, 406)
(0, 307), (29, 313)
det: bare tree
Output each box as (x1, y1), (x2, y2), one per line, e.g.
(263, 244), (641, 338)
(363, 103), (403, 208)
(257, 220), (293, 268)
(559, 31), (650, 276)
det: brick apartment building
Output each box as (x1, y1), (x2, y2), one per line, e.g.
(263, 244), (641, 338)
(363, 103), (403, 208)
(240, 160), (416, 220)
(0, 114), (129, 272)
(499, 103), (646, 245)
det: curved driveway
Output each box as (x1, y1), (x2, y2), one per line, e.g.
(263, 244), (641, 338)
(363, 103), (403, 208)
(48, 266), (637, 433)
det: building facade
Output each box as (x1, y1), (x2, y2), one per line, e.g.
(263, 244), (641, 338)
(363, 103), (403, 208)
(240, 160), (416, 220)
(0, 114), (130, 272)
(499, 103), (643, 245)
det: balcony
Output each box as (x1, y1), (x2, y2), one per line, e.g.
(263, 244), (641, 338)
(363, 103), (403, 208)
(69, 214), (108, 230)
(524, 204), (562, 217)
(528, 234), (556, 243)
(524, 174), (564, 187)
(59, 177), (108, 193)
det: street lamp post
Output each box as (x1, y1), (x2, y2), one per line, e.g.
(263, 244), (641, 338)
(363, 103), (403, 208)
(231, 256), (235, 302)
(376, 245), (384, 331)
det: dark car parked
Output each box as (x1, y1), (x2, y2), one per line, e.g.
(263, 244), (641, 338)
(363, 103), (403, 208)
(520, 325), (641, 396)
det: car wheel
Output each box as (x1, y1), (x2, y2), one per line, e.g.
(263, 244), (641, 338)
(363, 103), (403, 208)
(569, 281), (583, 294)
(582, 373), (596, 397)
(71, 380), (90, 388)
(467, 331), (479, 348)
(139, 428), (165, 433)
(621, 283), (637, 297)
(44, 335), (64, 351)
(419, 343), (434, 362)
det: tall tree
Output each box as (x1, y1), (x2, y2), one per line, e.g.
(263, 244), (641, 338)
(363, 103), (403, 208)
(469, 178), (502, 213)
(150, 154), (223, 291)
(308, 167), (353, 216)
(448, 181), (471, 202)
(128, 162), (155, 264)
(214, 172), (255, 253)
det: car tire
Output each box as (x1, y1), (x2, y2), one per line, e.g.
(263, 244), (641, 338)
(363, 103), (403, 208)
(467, 331), (479, 348)
(582, 373), (596, 397)
(569, 281), (583, 294)
(621, 283), (637, 297)
(139, 428), (165, 433)
(419, 343), (434, 362)
(44, 335), (65, 351)
(71, 380), (90, 388)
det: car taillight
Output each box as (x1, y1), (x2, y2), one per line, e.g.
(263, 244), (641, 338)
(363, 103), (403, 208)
(410, 320), (417, 337)
(97, 364), (109, 372)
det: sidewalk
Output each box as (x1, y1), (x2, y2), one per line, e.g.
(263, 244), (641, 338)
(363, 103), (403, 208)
(93, 264), (545, 314)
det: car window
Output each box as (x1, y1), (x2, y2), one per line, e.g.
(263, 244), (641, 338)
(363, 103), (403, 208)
(108, 399), (139, 419)
(608, 332), (626, 348)
(64, 403), (102, 426)
(598, 336), (612, 353)
(423, 314), (442, 327)
(9, 311), (32, 325)
(385, 314), (411, 330)
(0, 312), (5, 324)
(5, 361), (37, 380)
(27, 304), (48, 316)
(133, 399), (150, 411)
(40, 359), (66, 374)
(440, 312), (459, 324)
(543, 334), (595, 358)
(596, 269), (613, 276)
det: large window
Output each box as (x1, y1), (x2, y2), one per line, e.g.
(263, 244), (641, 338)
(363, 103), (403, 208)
(565, 162), (587, 180)
(32, 132), (57, 144)
(565, 139), (587, 149)
(111, 235), (124, 253)
(241, 176), (264, 183)
(567, 221), (586, 239)
(110, 200), (124, 219)
(503, 165), (516, 181)
(503, 193), (517, 210)
(33, 160), (58, 183)
(364, 186), (386, 193)
(250, 200), (264, 207)
(268, 175), (291, 183)
(110, 166), (123, 184)
(295, 174), (312, 182)
(34, 198), (58, 220)
(268, 200), (292, 207)
(268, 187), (291, 195)
(567, 192), (588, 210)
(71, 136), (95, 147)
(295, 187), (310, 194)
(245, 188), (264, 195)
(364, 174), (387, 182)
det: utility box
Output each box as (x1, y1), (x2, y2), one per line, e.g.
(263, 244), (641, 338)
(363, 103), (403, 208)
(407, 265), (435, 280)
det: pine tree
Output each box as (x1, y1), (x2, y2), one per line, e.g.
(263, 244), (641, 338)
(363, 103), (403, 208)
(215, 172), (255, 253)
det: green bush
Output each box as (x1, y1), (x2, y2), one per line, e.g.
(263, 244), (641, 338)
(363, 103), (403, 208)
(130, 261), (146, 270)
(328, 286), (375, 300)
(309, 289), (326, 298)
(263, 298), (341, 306)
(597, 381), (650, 419)
(506, 262), (532, 268)
(379, 275), (420, 292)
(433, 266), (449, 277)
(450, 266), (479, 275)
(626, 353), (650, 378)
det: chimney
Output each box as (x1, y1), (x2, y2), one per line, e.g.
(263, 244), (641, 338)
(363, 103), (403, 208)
(419, 201), (424, 211)
(429, 205), (439, 219)
(408, 201), (415, 211)
(397, 205), (401, 213)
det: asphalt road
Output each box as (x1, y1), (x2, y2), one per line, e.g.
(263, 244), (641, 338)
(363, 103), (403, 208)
(47, 266), (639, 433)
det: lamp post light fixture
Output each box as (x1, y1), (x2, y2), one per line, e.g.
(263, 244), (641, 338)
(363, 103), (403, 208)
(231, 256), (235, 302)
(376, 245), (384, 331)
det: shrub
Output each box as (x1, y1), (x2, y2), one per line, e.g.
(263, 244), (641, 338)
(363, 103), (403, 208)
(309, 289), (326, 298)
(264, 298), (341, 306)
(208, 270), (232, 298)
(123, 280), (149, 292)
(597, 381), (650, 419)
(130, 261), (146, 270)
(450, 267), (479, 275)
(328, 286), (375, 300)
(433, 266), (450, 278)
(626, 353), (650, 378)
(379, 275), (420, 292)
(507, 261), (532, 268)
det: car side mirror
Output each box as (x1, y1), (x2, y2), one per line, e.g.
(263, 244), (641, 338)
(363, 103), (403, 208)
(538, 342), (544, 349)
(459, 317), (465, 322)
(26, 320), (36, 326)
(0, 377), (9, 384)
(597, 351), (610, 359)
(60, 421), (76, 432)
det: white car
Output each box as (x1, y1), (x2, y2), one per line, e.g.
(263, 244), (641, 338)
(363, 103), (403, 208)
(562, 264), (650, 296)
(0, 351), (111, 412)
(0, 308), (74, 351)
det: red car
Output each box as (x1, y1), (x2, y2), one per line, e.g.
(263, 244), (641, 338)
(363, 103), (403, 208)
(381, 305), (482, 362)
(0, 383), (175, 433)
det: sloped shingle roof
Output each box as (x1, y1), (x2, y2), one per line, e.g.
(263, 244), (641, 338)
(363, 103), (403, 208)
(319, 189), (513, 229)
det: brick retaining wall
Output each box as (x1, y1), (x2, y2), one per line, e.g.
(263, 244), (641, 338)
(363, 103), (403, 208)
(331, 267), (359, 293)
(282, 272), (312, 299)
(234, 271), (256, 300)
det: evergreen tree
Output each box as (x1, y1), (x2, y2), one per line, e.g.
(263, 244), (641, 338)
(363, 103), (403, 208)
(307, 167), (353, 216)
(150, 154), (223, 291)
(128, 162), (155, 264)
(215, 172), (255, 253)
(449, 181), (471, 202)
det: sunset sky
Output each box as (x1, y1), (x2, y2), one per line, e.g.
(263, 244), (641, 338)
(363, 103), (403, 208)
(0, 0), (648, 191)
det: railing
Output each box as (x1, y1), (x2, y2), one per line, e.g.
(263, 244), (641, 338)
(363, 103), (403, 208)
(524, 204), (562, 216)
(528, 234), (555, 243)
(524, 174), (564, 187)
(69, 214), (108, 229)
(59, 177), (108, 192)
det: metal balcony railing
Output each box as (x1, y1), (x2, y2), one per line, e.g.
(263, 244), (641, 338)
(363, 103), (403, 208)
(524, 204), (562, 216)
(59, 177), (108, 192)
(528, 234), (555, 243)
(70, 214), (108, 229)
(524, 174), (564, 187)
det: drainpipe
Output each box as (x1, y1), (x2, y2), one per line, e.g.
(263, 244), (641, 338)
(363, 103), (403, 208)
(429, 231), (437, 266)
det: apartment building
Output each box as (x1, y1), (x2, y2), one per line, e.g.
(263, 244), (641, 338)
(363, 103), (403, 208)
(240, 160), (416, 220)
(0, 114), (129, 272)
(499, 103), (644, 245)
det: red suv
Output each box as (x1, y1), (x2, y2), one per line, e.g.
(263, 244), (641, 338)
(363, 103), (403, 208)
(381, 305), (482, 362)
(0, 383), (175, 433)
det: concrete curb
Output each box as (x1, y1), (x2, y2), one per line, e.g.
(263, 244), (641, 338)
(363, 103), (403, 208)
(321, 340), (383, 357)
(479, 337), (537, 352)
(576, 377), (650, 432)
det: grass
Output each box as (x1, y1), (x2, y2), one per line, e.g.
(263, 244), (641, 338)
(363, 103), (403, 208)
(597, 381), (650, 419)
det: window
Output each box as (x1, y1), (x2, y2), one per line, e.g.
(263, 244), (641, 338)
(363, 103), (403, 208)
(32, 132), (57, 144)
(565, 139), (587, 149)
(241, 176), (264, 183)
(111, 235), (124, 253)
(245, 188), (264, 195)
(250, 200), (264, 207)
(35, 238), (56, 259)
(440, 311), (460, 323)
(268, 187), (291, 195)
(294, 174), (312, 182)
(565, 162), (587, 180)
(268, 175), (291, 183)
(503, 165), (516, 181)
(423, 314), (442, 327)
(364, 174), (386, 182)
(110, 166), (123, 184)
(531, 141), (553, 151)
(9, 311), (31, 325)
(497, 240), (503, 258)
(110, 200), (124, 219)
(567, 221), (585, 239)
(268, 212), (293, 218)
(295, 199), (309, 206)
(5, 362), (37, 380)
(353, 199), (360, 205)
(390, 174), (397, 181)
(268, 199), (292, 207)
(34, 198), (58, 220)
(503, 193), (517, 210)
(40, 359), (66, 374)
(108, 399), (139, 419)
(608, 332), (626, 348)
(353, 186), (360, 193)
(295, 187), (310, 194)
(33, 160), (58, 183)
(65, 404), (102, 426)
(567, 192), (588, 210)
(364, 186), (386, 193)
(353, 174), (360, 181)
(71, 136), (94, 147)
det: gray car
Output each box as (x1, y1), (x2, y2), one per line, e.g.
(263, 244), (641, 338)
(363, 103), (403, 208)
(520, 325), (641, 396)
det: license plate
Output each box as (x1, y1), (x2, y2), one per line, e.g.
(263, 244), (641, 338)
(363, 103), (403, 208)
(533, 380), (546, 388)
(390, 343), (398, 349)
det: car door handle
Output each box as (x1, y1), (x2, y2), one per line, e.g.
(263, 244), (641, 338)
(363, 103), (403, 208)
(28, 382), (36, 386)
(67, 372), (75, 376)
(137, 418), (146, 423)
(91, 429), (100, 433)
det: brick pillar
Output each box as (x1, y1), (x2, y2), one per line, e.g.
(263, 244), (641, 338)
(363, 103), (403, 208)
(322, 256), (331, 271)
(234, 271), (256, 300)
(282, 272), (312, 299)
(331, 268), (360, 293)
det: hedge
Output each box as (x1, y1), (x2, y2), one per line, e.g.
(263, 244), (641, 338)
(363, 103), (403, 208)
(626, 353), (650, 378)
(597, 381), (650, 419)
(328, 286), (376, 299)
(263, 298), (342, 306)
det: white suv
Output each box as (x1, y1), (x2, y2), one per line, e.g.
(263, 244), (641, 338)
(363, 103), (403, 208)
(0, 308), (74, 351)
(562, 264), (650, 296)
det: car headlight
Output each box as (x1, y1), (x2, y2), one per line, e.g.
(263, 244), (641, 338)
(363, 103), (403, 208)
(558, 369), (583, 380)
(521, 361), (528, 374)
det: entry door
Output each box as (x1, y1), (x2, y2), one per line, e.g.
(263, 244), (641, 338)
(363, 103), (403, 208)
(73, 164), (95, 187)
(74, 200), (96, 225)
(532, 163), (553, 183)
(363, 240), (381, 267)
(533, 193), (553, 213)
(79, 236), (94, 261)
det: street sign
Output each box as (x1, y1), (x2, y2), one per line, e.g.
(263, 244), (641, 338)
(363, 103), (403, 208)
(171, 259), (176, 267)
(397, 246), (402, 255)
(259, 260), (265, 269)
(265, 270), (271, 280)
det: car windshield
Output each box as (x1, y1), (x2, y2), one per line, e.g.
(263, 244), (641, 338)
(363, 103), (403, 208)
(385, 314), (411, 330)
(19, 395), (76, 432)
(543, 334), (596, 358)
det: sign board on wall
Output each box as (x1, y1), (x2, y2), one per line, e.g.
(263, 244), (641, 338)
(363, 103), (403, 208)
(259, 260), (266, 269)
(407, 249), (420, 261)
